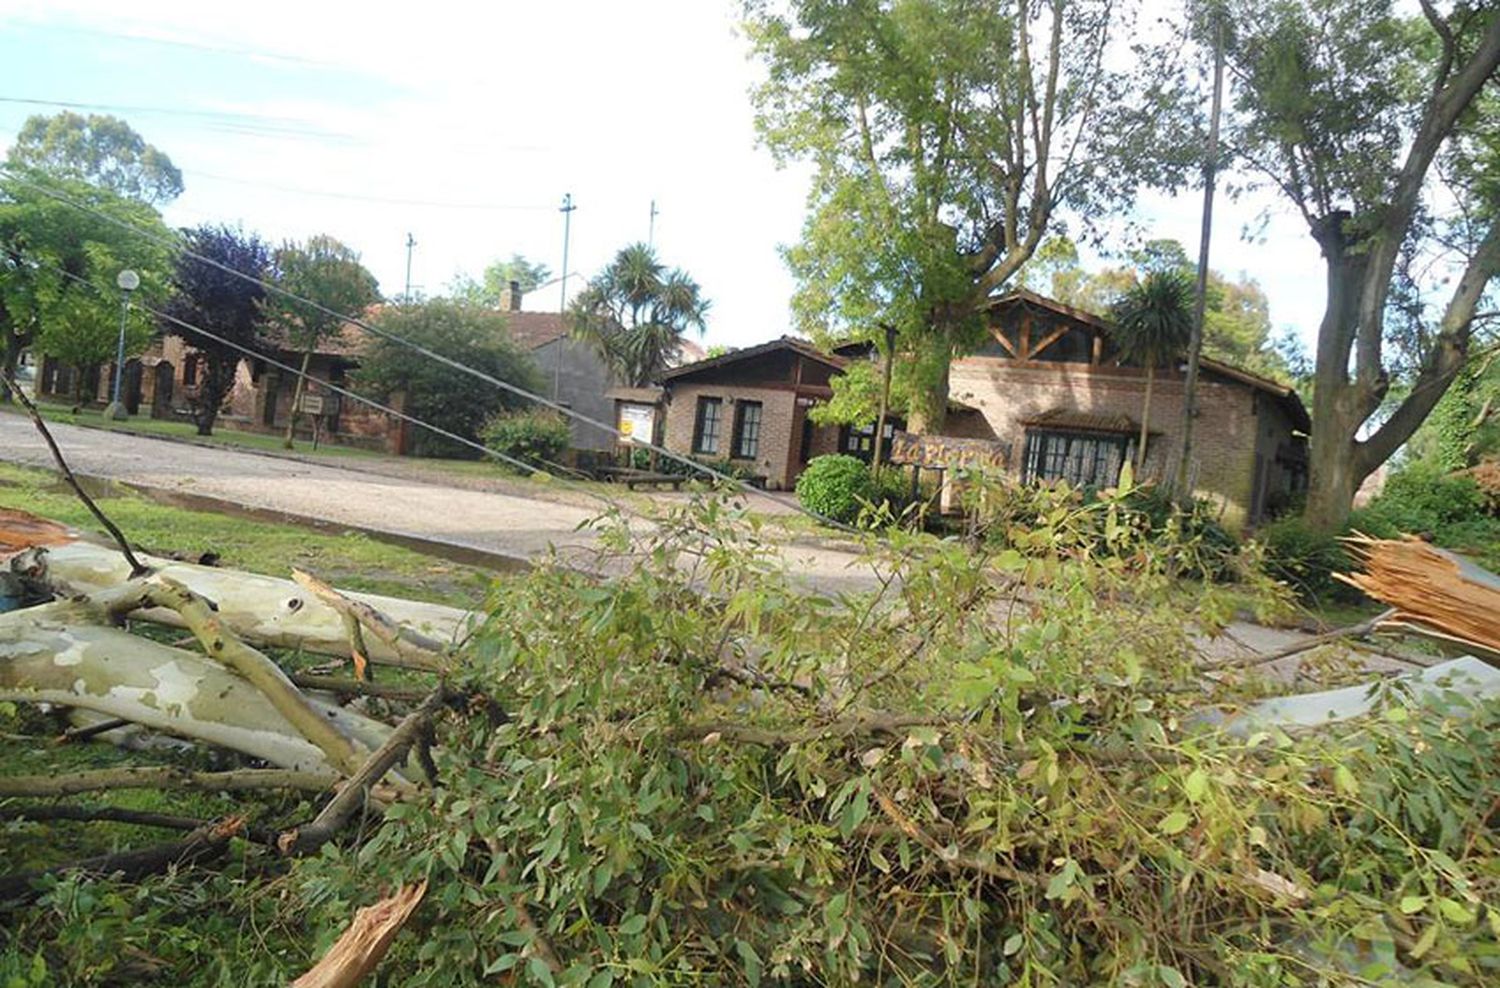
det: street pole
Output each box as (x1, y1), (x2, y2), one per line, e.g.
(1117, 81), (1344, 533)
(648, 199), (658, 247)
(871, 323), (898, 479)
(555, 193), (575, 401)
(403, 232), (416, 303)
(104, 269), (139, 420)
(1175, 7), (1225, 500)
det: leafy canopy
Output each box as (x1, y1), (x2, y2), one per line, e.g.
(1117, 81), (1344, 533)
(356, 300), (542, 458)
(569, 243), (709, 387)
(264, 235), (380, 353)
(1112, 269), (1195, 368)
(448, 254), (552, 307)
(746, 0), (1195, 428)
(161, 224), (273, 435)
(0, 173), (172, 372)
(6, 112), (184, 205)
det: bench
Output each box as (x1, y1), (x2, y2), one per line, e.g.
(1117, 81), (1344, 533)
(595, 467), (687, 491)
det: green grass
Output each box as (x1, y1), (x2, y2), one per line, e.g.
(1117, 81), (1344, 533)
(0, 461), (497, 604)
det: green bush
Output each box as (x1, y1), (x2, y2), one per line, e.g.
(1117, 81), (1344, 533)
(1258, 515), (1352, 602)
(1352, 462), (1500, 572)
(481, 409), (571, 472)
(795, 454), (875, 523)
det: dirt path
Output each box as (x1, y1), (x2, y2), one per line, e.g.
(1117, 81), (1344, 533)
(0, 414), (884, 593)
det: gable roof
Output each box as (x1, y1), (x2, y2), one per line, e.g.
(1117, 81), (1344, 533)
(658, 335), (847, 382)
(986, 289), (1310, 430)
(504, 311), (570, 350)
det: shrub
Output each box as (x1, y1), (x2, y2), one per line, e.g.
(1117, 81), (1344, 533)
(795, 454), (875, 523)
(1258, 515), (1352, 602)
(1359, 461), (1486, 533)
(481, 408), (571, 472)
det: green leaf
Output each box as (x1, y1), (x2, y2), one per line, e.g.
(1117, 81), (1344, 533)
(1157, 811), (1192, 836)
(618, 914), (649, 936)
(1183, 768), (1208, 803)
(1333, 765), (1359, 798)
(587, 970), (615, 988)
(1438, 898), (1476, 925)
(1002, 933), (1024, 956)
(1409, 921), (1439, 960)
(736, 939), (763, 987)
(1398, 895), (1428, 915)
(527, 955), (556, 987)
(483, 953), (520, 975)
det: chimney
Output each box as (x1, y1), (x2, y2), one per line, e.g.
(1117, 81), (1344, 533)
(500, 279), (523, 312)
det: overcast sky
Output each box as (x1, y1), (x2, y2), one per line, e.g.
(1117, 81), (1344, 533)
(0, 0), (1327, 352)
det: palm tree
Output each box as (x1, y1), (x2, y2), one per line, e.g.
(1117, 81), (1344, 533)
(569, 244), (709, 386)
(1112, 270), (1194, 474)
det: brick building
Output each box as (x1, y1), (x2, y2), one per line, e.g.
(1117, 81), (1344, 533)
(658, 291), (1308, 528)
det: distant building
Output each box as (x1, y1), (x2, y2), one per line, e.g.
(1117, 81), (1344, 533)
(654, 291), (1309, 529)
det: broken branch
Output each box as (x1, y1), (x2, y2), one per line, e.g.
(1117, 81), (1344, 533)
(0, 766), (332, 798)
(2, 372), (148, 576)
(291, 882), (427, 988)
(292, 569), (450, 669)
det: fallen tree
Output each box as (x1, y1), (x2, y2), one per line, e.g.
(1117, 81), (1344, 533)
(2, 489), (1497, 986)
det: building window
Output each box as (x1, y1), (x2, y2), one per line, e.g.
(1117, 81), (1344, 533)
(731, 401), (762, 460)
(692, 397), (723, 455)
(183, 353), (198, 387)
(838, 421), (896, 463)
(1022, 430), (1135, 488)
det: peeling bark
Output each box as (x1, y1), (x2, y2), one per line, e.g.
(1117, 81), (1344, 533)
(0, 599), (393, 774)
(26, 542), (473, 671)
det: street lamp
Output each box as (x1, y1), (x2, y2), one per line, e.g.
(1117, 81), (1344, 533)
(103, 269), (139, 420)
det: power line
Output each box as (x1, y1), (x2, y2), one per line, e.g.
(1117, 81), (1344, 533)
(0, 167), (837, 528)
(21, 250), (611, 494)
(187, 169), (557, 211)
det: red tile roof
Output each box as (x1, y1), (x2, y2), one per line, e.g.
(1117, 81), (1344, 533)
(504, 311), (570, 350)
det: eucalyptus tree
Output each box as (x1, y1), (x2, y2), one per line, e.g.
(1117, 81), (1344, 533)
(1224, 0), (1500, 530)
(744, 0), (1196, 433)
(568, 243), (709, 387)
(5, 112), (183, 205)
(1112, 270), (1195, 473)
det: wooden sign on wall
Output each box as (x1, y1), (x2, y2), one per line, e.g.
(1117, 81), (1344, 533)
(887, 430), (1009, 470)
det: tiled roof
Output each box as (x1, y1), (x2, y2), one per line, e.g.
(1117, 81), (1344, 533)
(1019, 408), (1146, 434)
(504, 311), (570, 350)
(659, 335), (846, 381)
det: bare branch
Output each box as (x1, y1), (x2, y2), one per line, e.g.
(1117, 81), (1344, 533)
(0, 766), (331, 798)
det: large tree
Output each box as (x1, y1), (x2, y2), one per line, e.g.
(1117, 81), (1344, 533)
(447, 254), (552, 307)
(161, 225), (272, 436)
(356, 300), (541, 458)
(1225, 0), (1500, 531)
(569, 243), (709, 387)
(5, 112), (183, 205)
(0, 174), (170, 405)
(263, 235), (380, 449)
(745, 0), (1194, 433)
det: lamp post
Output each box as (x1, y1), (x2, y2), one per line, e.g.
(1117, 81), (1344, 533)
(103, 269), (139, 420)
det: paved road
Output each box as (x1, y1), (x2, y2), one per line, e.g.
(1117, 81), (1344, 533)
(1, 415), (1418, 681)
(0, 415), (885, 592)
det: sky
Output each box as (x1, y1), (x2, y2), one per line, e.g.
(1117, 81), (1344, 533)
(0, 0), (1328, 354)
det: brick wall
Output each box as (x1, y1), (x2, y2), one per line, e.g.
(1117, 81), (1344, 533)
(948, 357), (1263, 530)
(663, 383), (852, 490)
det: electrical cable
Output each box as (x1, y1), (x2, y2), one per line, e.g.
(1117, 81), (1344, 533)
(20, 252), (634, 513)
(0, 166), (853, 532)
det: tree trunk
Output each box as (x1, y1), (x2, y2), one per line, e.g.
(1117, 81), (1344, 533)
(29, 541), (470, 671)
(0, 331), (24, 403)
(284, 348), (313, 449)
(1136, 364), (1155, 475)
(904, 332), (951, 436)
(0, 599), (393, 774)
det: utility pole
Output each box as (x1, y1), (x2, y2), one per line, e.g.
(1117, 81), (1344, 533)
(871, 323), (898, 479)
(648, 199), (658, 247)
(403, 233), (416, 303)
(1174, 7), (1225, 500)
(555, 193), (575, 400)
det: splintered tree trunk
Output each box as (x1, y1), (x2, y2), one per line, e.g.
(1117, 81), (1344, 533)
(0, 598), (393, 774)
(284, 348), (313, 449)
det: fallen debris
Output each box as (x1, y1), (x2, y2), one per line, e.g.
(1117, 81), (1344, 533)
(291, 882), (427, 988)
(1338, 534), (1500, 665)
